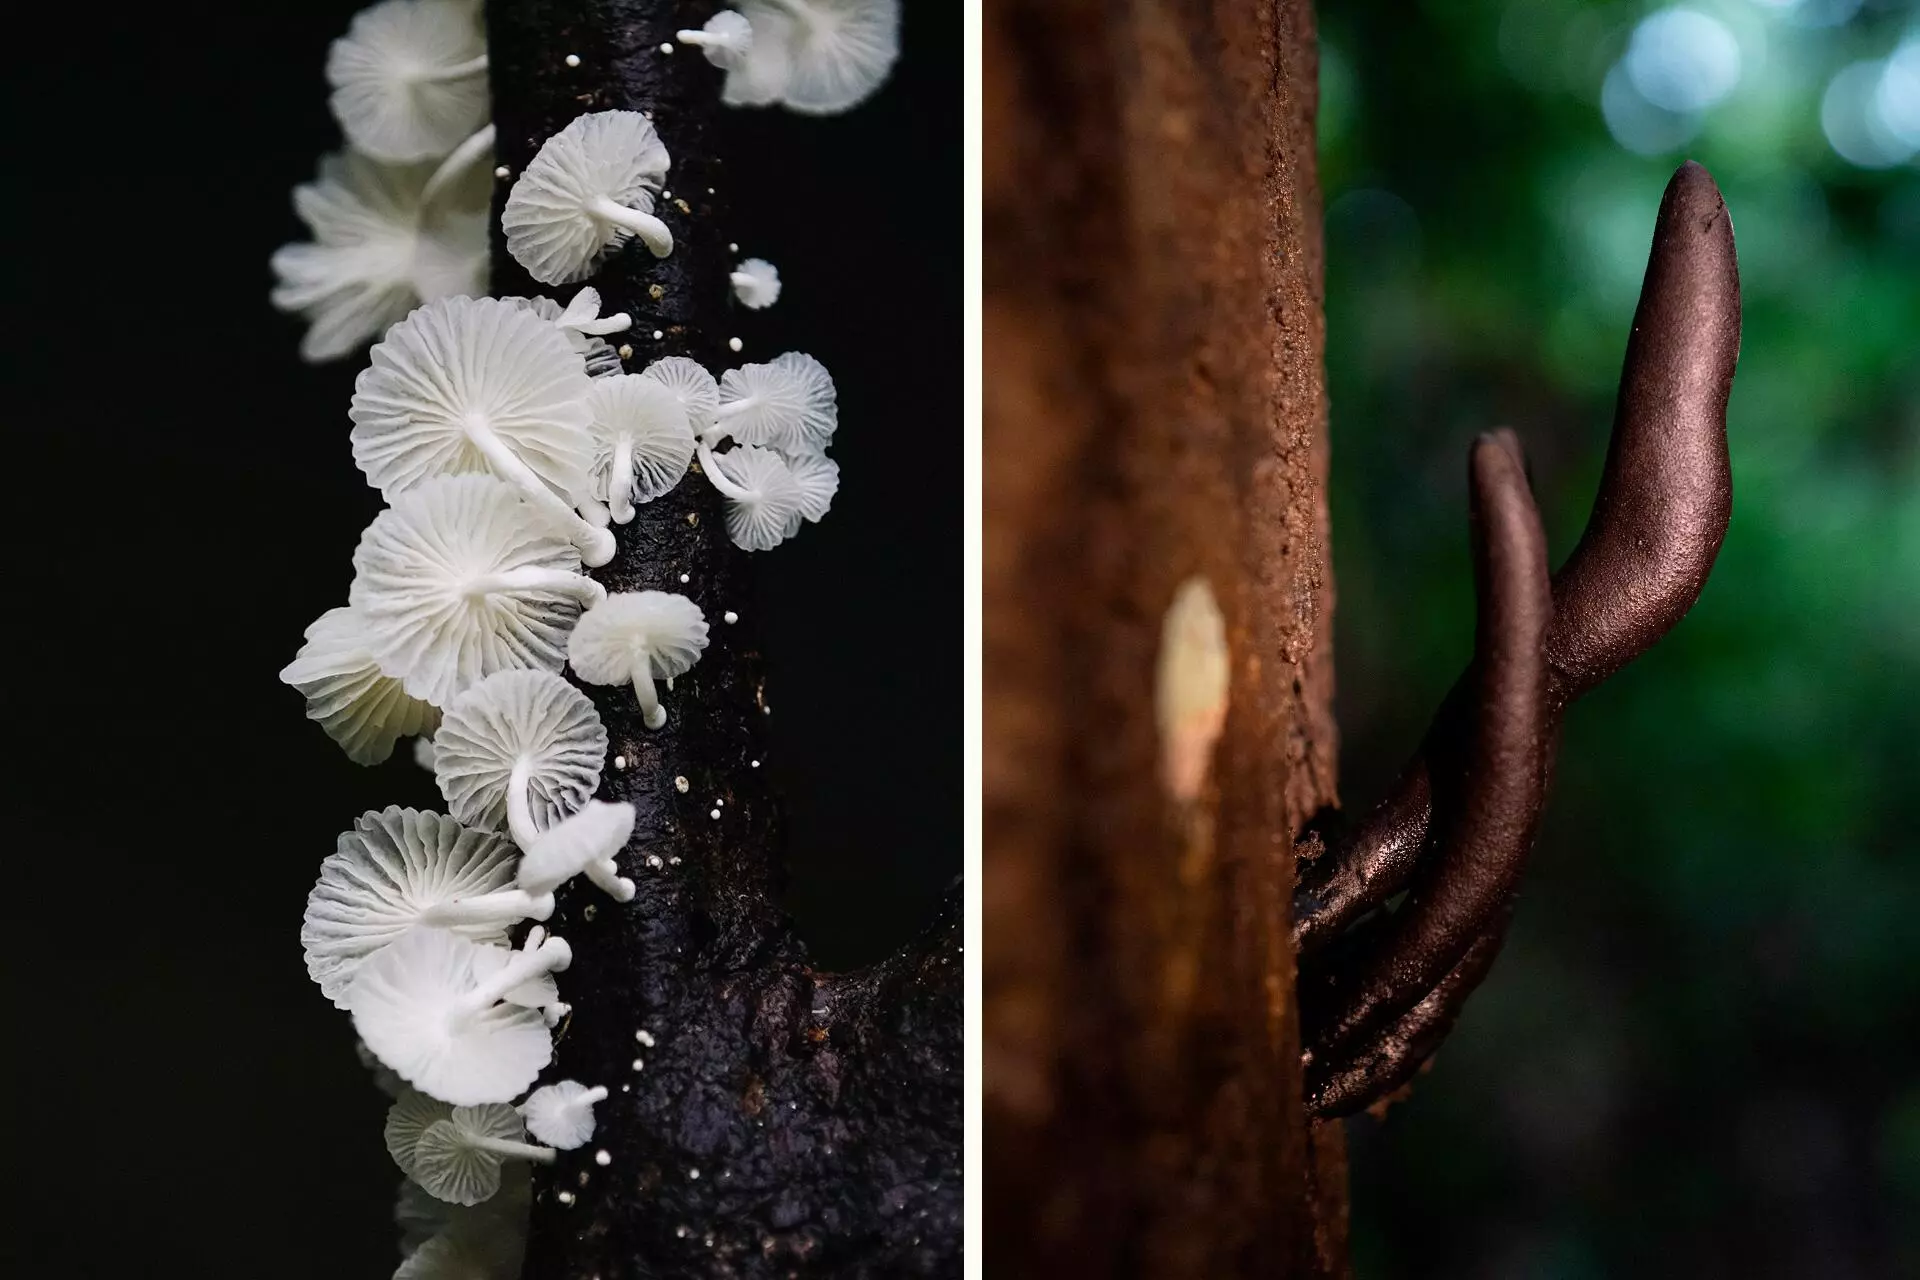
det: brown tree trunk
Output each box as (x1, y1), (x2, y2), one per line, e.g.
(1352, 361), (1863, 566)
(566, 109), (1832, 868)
(984, 1), (1347, 1275)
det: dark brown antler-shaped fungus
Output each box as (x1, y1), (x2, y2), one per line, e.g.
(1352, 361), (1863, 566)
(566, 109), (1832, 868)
(1295, 161), (1742, 1118)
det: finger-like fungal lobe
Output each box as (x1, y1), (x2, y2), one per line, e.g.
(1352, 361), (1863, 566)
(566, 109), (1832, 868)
(712, 351), (838, 451)
(584, 375), (697, 523)
(270, 151), (488, 362)
(678, 10), (755, 71)
(432, 669), (608, 848)
(519, 1080), (608, 1150)
(725, 0), (901, 115)
(1547, 160), (1741, 699)
(303, 806), (551, 1009)
(280, 606), (442, 765)
(566, 591), (710, 729)
(350, 475), (605, 707)
(516, 799), (639, 902)
(350, 925), (571, 1106)
(696, 442), (808, 551)
(327, 0), (490, 163)
(350, 296), (613, 565)
(730, 257), (782, 309)
(503, 110), (674, 283)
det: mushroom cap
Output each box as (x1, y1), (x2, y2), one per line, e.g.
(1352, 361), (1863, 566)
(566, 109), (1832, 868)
(515, 800), (637, 896)
(350, 474), (590, 707)
(693, 10), (756, 70)
(271, 152), (489, 362)
(503, 110), (672, 286)
(722, 6), (796, 107)
(783, 448), (840, 523)
(567, 591), (711, 687)
(499, 295), (624, 378)
(743, 0), (901, 115)
(586, 375), (697, 509)
(411, 1103), (528, 1205)
(281, 607), (442, 765)
(732, 257), (782, 309)
(351, 296), (595, 501)
(304, 806), (521, 1008)
(713, 445), (807, 551)
(519, 1080), (603, 1149)
(349, 927), (554, 1105)
(716, 351), (837, 451)
(433, 669), (608, 835)
(639, 356), (720, 431)
(326, 0), (489, 163)
(385, 1088), (456, 1179)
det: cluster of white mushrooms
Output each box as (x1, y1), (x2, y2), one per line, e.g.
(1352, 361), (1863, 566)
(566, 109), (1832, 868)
(271, 3), (898, 1276)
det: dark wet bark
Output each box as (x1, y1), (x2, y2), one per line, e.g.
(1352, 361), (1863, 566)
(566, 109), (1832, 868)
(486, 4), (960, 1276)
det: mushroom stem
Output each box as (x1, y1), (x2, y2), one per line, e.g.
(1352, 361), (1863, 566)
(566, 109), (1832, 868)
(421, 123), (496, 208)
(569, 311), (632, 337)
(584, 857), (637, 902)
(471, 1135), (558, 1163)
(506, 757), (539, 851)
(466, 566), (607, 607)
(696, 440), (752, 500)
(630, 666), (666, 730)
(415, 53), (489, 83)
(608, 437), (637, 523)
(460, 413), (617, 567)
(729, 271), (757, 293)
(457, 932), (572, 1017)
(586, 195), (674, 258)
(419, 887), (555, 927)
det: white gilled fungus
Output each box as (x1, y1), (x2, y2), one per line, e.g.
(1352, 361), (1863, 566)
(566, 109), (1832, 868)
(516, 799), (640, 902)
(327, 0), (490, 163)
(303, 806), (551, 1008)
(388, 1094), (554, 1206)
(350, 474), (606, 707)
(730, 257), (782, 309)
(433, 669), (609, 847)
(503, 110), (675, 284)
(725, 0), (901, 116)
(519, 1080), (608, 1149)
(712, 351), (838, 451)
(566, 591), (710, 728)
(678, 11), (755, 70)
(350, 296), (613, 565)
(502, 286), (632, 380)
(585, 375), (697, 523)
(698, 443), (807, 551)
(280, 606), (441, 765)
(350, 925), (571, 1105)
(639, 356), (721, 434)
(271, 152), (488, 362)
(784, 448), (840, 522)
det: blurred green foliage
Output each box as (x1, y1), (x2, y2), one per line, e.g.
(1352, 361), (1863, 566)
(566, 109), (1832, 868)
(1318, 1), (1918, 1276)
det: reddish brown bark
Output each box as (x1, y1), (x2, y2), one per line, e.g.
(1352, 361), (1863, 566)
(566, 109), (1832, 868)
(984, 1), (1346, 1275)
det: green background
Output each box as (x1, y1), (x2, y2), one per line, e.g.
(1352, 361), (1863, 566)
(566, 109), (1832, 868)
(1317, 1), (1918, 1275)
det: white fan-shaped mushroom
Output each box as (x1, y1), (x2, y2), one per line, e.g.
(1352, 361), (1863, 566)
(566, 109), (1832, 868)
(433, 669), (608, 847)
(783, 449), (839, 522)
(638, 356), (720, 432)
(327, 0), (490, 163)
(413, 1105), (555, 1205)
(698, 443), (807, 551)
(280, 607), (441, 765)
(271, 151), (487, 362)
(351, 296), (612, 565)
(303, 806), (553, 1009)
(386, 1088), (455, 1179)
(520, 1081), (608, 1149)
(712, 351), (837, 450)
(736, 0), (900, 115)
(567, 591), (710, 729)
(585, 375), (696, 523)
(516, 799), (638, 901)
(350, 474), (605, 707)
(678, 10), (754, 70)
(503, 111), (674, 284)
(349, 925), (570, 1105)
(721, 6), (796, 107)
(730, 257), (782, 309)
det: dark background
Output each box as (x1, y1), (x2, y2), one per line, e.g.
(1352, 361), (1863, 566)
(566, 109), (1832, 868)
(6, 5), (957, 1275)
(1319, 1), (1916, 1277)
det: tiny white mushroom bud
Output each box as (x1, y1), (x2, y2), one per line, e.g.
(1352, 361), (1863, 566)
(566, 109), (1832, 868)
(729, 336), (744, 352)
(520, 1080), (608, 1149)
(504, 111), (675, 283)
(564, 53), (581, 67)
(567, 592), (710, 729)
(730, 257), (782, 309)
